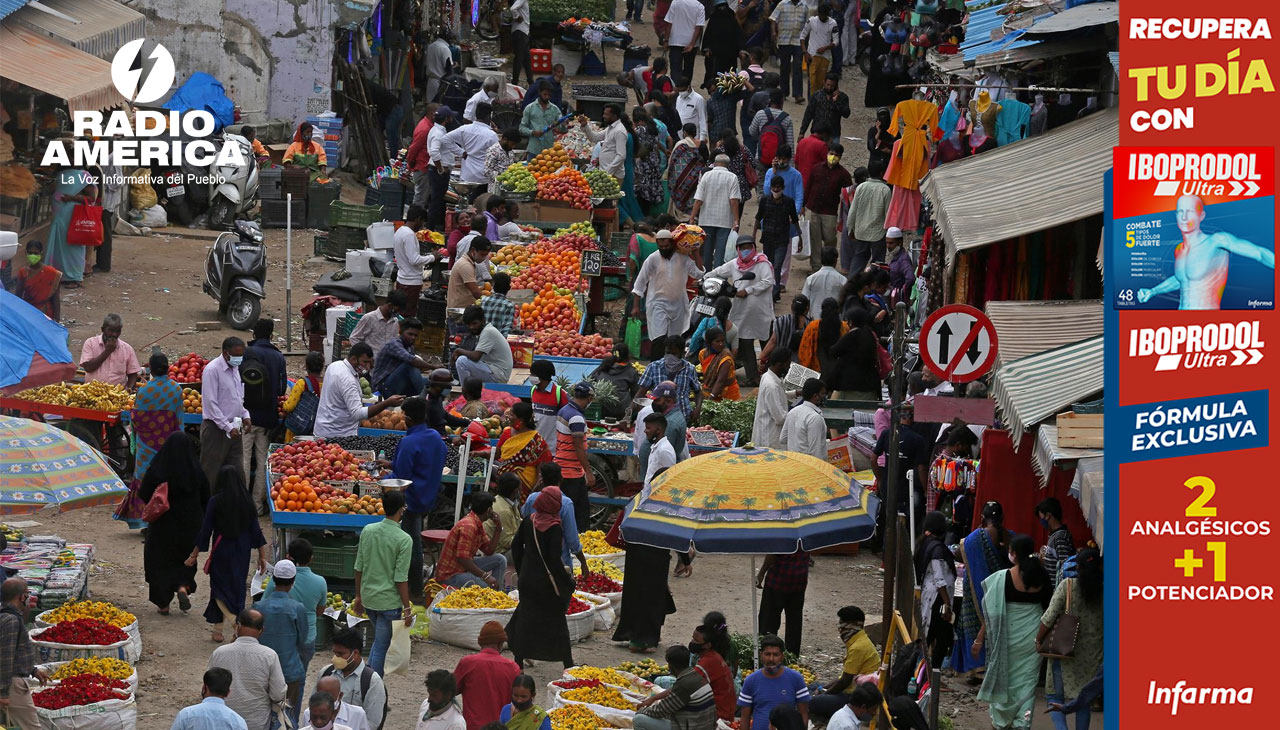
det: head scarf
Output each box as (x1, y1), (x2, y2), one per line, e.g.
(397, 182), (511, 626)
(142, 432), (207, 501)
(532, 486), (563, 531)
(914, 510), (956, 583)
(735, 241), (770, 271)
(293, 123), (316, 153)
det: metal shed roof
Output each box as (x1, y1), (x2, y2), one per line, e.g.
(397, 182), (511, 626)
(10, 0), (145, 60)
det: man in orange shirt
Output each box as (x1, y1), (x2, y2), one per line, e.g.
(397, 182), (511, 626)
(435, 493), (507, 589)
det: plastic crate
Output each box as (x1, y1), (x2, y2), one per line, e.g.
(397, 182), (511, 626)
(341, 309), (363, 339)
(330, 201), (385, 229)
(261, 198), (306, 228)
(259, 167), (284, 200)
(310, 543), (358, 579)
(531, 48), (552, 74)
(315, 614), (334, 649)
(323, 227), (365, 260)
(281, 166), (310, 199)
(364, 181), (408, 215)
(417, 296), (447, 326)
(308, 180), (342, 229)
(581, 51), (605, 76)
(313, 233), (328, 257)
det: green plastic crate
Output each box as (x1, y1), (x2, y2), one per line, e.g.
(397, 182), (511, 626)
(329, 201), (385, 229)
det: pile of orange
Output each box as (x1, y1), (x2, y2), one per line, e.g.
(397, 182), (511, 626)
(272, 475), (330, 513)
(529, 143), (571, 181)
(182, 388), (202, 414)
(521, 285), (581, 329)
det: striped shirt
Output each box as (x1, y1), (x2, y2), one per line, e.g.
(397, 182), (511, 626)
(530, 382), (568, 444)
(553, 401), (588, 478)
(640, 666), (717, 730)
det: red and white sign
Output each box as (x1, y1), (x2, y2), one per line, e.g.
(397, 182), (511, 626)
(919, 304), (999, 384)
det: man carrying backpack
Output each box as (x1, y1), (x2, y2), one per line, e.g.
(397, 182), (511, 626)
(242, 319), (288, 515)
(749, 89), (795, 181)
(320, 629), (388, 730)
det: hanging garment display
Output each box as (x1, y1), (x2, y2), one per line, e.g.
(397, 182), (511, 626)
(995, 98), (1031, 146)
(928, 455), (979, 510)
(1028, 95), (1048, 136)
(885, 99), (938, 190)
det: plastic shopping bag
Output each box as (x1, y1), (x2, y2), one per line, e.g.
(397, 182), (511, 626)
(385, 615), (413, 676)
(625, 317), (643, 355)
(723, 229), (739, 263)
(794, 215), (812, 258)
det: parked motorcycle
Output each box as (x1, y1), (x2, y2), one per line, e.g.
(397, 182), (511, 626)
(208, 133), (260, 230)
(204, 219), (266, 330)
(685, 271), (755, 336)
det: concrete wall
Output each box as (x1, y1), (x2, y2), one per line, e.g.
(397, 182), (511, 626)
(130, 0), (369, 123)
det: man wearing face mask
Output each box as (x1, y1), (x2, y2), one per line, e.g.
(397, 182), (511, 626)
(301, 677), (371, 730)
(780, 377), (828, 461)
(465, 78), (500, 123)
(736, 635), (810, 730)
(320, 630), (387, 730)
(172, 669), (245, 730)
(417, 669), (466, 730)
(632, 381), (691, 462)
(826, 684), (882, 730)
(425, 368), (471, 439)
(314, 343), (406, 439)
(200, 336), (252, 487)
(299, 692), (351, 730)
(803, 143), (852, 271)
(631, 230), (705, 354)
(809, 605), (881, 722)
(761, 146), (805, 285)
(640, 412), (678, 489)
(637, 337), (705, 425)
(706, 236), (775, 386)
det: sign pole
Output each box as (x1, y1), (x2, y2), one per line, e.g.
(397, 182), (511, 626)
(286, 193), (294, 349)
(881, 302), (908, 632)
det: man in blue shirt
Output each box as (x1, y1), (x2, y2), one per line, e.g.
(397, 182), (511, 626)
(172, 668), (248, 730)
(253, 560), (310, 726)
(738, 635), (810, 730)
(521, 463), (592, 571)
(371, 318), (435, 397)
(391, 396), (447, 603)
(521, 64), (566, 108)
(264, 539), (328, 690)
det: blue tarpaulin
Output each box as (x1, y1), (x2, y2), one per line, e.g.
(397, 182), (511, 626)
(0, 290), (75, 392)
(162, 72), (235, 131)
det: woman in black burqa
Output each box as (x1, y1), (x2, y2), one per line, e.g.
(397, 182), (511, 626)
(140, 432), (210, 614)
(506, 486), (575, 667)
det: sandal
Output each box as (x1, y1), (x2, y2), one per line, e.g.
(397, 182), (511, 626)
(177, 589), (191, 613)
(62, 281), (83, 289)
(212, 631), (225, 643)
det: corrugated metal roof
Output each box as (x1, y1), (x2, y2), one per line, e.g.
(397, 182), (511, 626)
(974, 35), (1111, 69)
(1032, 423), (1103, 489)
(0, 0), (33, 22)
(992, 335), (1104, 445)
(1024, 2), (1118, 35)
(0, 23), (124, 113)
(11, 0), (145, 60)
(984, 299), (1104, 365)
(921, 108), (1118, 261)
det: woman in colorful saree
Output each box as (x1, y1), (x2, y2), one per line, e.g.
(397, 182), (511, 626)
(973, 534), (1051, 730)
(496, 402), (552, 498)
(951, 500), (1014, 676)
(666, 123), (706, 221)
(115, 353), (183, 529)
(499, 674), (552, 730)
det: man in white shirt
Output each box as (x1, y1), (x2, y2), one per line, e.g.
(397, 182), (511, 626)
(464, 78), (499, 122)
(445, 104), (500, 186)
(631, 229), (705, 344)
(752, 349), (793, 448)
(301, 676), (371, 730)
(425, 106), (457, 230)
(579, 104), (629, 181)
(690, 154), (742, 268)
(770, 0), (810, 102)
(665, 0), (706, 85)
(299, 691), (353, 730)
(509, 0), (534, 86)
(350, 290), (407, 356)
(632, 382), (691, 461)
(781, 377), (829, 460)
(674, 79), (709, 142)
(417, 669), (466, 730)
(391, 206), (438, 304)
(641, 411), (678, 489)
(314, 343), (405, 438)
(802, 248), (846, 312)
(802, 4), (840, 97)
(826, 684), (882, 730)
(207, 610), (287, 730)
(424, 32), (455, 104)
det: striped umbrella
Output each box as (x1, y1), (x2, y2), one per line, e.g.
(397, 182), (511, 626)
(620, 446), (880, 554)
(0, 416), (129, 514)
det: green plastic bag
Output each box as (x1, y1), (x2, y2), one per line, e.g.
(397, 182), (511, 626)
(625, 317), (642, 356)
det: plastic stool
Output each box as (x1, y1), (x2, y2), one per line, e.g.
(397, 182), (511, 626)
(531, 48), (552, 74)
(422, 529), (451, 579)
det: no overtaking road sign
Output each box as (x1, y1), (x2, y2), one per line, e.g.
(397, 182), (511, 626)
(919, 304), (999, 383)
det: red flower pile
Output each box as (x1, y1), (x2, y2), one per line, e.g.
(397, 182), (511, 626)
(574, 573), (622, 594)
(35, 618), (129, 645)
(551, 678), (603, 690)
(34, 674), (129, 709)
(566, 597), (593, 615)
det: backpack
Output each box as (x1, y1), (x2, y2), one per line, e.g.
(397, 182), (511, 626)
(239, 349), (274, 411)
(758, 109), (788, 166)
(283, 378), (320, 436)
(321, 664), (388, 730)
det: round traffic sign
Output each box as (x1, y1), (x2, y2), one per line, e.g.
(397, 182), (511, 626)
(919, 304), (999, 383)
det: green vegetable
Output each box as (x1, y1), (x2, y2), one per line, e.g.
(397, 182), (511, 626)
(696, 399), (755, 434)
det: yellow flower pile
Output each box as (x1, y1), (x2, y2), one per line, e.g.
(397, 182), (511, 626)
(579, 531), (618, 555)
(550, 704), (612, 730)
(435, 586), (517, 610)
(561, 686), (634, 710)
(566, 666), (629, 686)
(574, 559), (623, 582)
(51, 657), (132, 681)
(43, 601), (136, 628)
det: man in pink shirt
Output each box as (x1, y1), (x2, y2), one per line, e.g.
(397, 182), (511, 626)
(79, 313), (140, 390)
(201, 336), (252, 485)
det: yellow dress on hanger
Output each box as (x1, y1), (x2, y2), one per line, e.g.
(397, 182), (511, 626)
(885, 99), (939, 191)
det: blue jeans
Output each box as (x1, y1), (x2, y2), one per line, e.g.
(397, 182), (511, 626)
(378, 361), (426, 397)
(455, 356), (499, 384)
(702, 225), (732, 270)
(1047, 659), (1092, 730)
(367, 608), (401, 675)
(444, 554), (509, 589)
(777, 45), (804, 98)
(288, 644), (315, 726)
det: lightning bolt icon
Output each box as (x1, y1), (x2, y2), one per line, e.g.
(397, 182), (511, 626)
(121, 44), (145, 101)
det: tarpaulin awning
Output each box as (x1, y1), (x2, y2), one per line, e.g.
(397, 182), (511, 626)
(0, 289), (76, 394)
(0, 23), (124, 113)
(984, 299), (1104, 365)
(11, 0), (145, 60)
(992, 335), (1103, 445)
(1033, 423), (1103, 489)
(1071, 455), (1104, 550)
(922, 108), (1118, 262)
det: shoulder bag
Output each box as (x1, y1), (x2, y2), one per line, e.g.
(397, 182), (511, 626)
(1036, 580), (1079, 658)
(141, 482), (171, 523)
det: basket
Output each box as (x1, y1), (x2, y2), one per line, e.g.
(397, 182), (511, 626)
(323, 227), (366, 260)
(262, 198), (307, 228)
(308, 180), (343, 229)
(330, 201), (385, 229)
(306, 532), (360, 579)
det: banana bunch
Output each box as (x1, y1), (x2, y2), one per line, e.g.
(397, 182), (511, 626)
(715, 72), (747, 94)
(1, 525), (23, 543)
(435, 586), (518, 610)
(14, 382), (134, 412)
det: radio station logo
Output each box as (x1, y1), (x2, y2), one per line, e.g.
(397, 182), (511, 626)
(111, 38), (175, 105)
(1128, 321), (1266, 371)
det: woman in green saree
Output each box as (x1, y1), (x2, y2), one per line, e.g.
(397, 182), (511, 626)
(973, 534), (1051, 730)
(499, 674), (552, 730)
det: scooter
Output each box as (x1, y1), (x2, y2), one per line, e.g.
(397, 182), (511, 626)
(685, 271), (755, 336)
(204, 220), (266, 330)
(208, 133), (260, 230)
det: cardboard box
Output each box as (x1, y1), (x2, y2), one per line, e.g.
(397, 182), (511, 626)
(534, 200), (592, 223)
(508, 336), (535, 369)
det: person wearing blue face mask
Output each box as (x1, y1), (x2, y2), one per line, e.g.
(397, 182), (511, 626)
(1036, 497), (1075, 588)
(200, 336), (252, 487)
(705, 236), (776, 387)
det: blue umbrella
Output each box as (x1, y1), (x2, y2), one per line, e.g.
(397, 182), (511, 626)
(0, 290), (75, 394)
